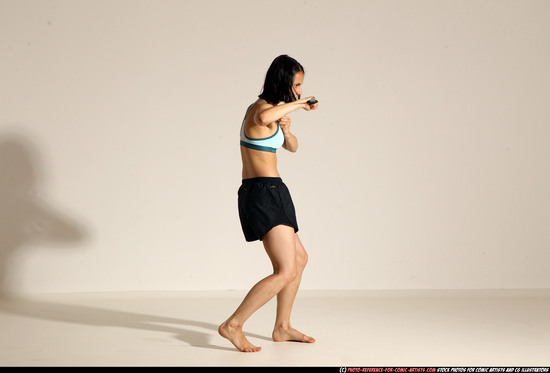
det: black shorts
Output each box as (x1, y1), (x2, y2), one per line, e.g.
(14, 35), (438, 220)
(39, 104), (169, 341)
(238, 177), (299, 242)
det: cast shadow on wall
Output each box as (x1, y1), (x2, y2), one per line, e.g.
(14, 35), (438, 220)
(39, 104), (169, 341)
(0, 133), (256, 352)
(0, 133), (88, 293)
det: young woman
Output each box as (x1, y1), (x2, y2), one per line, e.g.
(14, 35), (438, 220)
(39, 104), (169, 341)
(218, 55), (319, 352)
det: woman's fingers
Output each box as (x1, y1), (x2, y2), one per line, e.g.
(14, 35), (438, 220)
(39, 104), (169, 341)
(279, 116), (291, 125)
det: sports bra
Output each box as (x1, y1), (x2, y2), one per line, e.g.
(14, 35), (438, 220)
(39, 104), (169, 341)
(240, 100), (285, 153)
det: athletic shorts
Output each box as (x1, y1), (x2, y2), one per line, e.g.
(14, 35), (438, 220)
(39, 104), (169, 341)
(238, 177), (299, 242)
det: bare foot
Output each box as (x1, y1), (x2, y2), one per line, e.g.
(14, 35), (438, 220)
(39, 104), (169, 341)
(272, 326), (315, 343)
(218, 321), (261, 352)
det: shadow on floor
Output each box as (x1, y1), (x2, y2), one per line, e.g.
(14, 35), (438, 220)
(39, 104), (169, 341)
(0, 294), (271, 352)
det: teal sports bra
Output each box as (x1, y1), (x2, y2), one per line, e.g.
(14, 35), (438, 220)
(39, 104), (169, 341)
(240, 100), (285, 153)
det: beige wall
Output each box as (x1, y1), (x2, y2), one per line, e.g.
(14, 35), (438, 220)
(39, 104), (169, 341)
(1, 0), (549, 293)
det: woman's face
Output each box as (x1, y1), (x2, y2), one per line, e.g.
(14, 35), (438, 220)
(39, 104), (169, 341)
(292, 71), (304, 100)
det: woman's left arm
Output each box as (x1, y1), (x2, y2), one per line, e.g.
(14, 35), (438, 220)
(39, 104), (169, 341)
(279, 116), (298, 152)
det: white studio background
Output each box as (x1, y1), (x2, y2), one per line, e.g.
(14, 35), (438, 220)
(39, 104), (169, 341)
(1, 0), (549, 293)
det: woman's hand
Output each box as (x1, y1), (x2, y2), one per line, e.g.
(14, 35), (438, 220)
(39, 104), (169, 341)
(279, 116), (291, 134)
(280, 116), (298, 152)
(299, 96), (319, 111)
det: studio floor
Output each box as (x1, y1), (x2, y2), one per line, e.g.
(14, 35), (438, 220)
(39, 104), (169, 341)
(0, 289), (549, 367)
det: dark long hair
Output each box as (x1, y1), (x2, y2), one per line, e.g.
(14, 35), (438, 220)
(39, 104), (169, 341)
(258, 55), (304, 104)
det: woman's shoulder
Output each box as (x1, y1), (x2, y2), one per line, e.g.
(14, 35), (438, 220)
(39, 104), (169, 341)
(255, 98), (275, 106)
(247, 99), (273, 116)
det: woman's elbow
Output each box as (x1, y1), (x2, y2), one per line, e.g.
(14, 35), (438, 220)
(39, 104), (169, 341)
(257, 112), (270, 126)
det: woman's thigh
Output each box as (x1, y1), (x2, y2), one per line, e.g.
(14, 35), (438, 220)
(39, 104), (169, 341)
(262, 225), (297, 274)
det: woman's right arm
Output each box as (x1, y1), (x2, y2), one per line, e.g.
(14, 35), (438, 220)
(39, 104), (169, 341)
(254, 97), (317, 126)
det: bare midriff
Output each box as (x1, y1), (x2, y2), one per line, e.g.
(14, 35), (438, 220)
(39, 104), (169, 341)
(240, 146), (280, 179)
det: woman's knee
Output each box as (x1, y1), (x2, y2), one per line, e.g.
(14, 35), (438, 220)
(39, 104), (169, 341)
(294, 234), (308, 272)
(295, 255), (307, 276)
(276, 267), (297, 285)
(300, 250), (308, 268)
(296, 246), (308, 273)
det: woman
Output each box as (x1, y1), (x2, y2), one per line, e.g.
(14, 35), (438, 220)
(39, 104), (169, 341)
(218, 55), (319, 352)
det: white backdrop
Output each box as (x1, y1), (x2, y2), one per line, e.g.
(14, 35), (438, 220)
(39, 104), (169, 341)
(1, 0), (549, 293)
